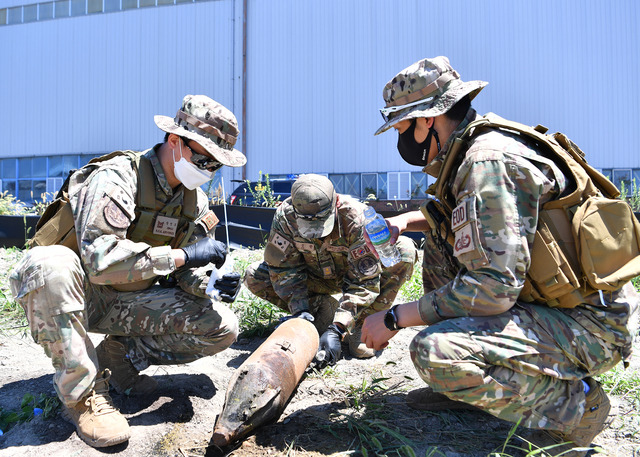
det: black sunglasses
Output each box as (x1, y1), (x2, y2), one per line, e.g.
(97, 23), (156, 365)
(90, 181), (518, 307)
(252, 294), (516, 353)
(182, 138), (223, 172)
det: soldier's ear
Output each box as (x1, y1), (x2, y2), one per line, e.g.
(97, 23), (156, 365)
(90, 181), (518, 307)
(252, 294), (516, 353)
(167, 133), (180, 148)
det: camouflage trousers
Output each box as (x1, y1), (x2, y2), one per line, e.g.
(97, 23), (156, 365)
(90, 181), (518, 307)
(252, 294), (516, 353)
(244, 239), (415, 326)
(410, 233), (623, 432)
(9, 245), (238, 406)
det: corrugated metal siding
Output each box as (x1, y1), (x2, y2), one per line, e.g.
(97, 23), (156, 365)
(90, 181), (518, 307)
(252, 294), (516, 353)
(0, 0), (238, 171)
(244, 0), (639, 179)
(1, 0), (638, 185)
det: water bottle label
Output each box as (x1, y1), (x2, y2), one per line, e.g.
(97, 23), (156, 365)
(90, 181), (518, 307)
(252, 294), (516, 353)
(368, 229), (390, 245)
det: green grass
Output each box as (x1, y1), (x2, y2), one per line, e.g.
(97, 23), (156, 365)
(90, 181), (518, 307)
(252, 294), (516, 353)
(228, 248), (287, 337)
(0, 247), (27, 335)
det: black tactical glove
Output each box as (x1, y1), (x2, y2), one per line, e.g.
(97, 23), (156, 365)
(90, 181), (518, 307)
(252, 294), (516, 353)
(279, 310), (315, 324)
(182, 238), (227, 269)
(213, 272), (242, 303)
(315, 323), (346, 368)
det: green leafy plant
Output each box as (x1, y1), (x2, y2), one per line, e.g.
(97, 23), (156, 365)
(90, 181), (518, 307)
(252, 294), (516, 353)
(0, 392), (60, 434)
(619, 178), (640, 212)
(0, 191), (25, 216)
(240, 172), (283, 207)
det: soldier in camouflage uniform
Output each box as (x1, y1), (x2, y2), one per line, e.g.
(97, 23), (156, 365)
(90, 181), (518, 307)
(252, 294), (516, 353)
(244, 174), (416, 365)
(9, 95), (246, 448)
(361, 57), (640, 454)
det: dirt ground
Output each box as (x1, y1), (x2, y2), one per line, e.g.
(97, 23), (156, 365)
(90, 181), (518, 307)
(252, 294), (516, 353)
(1, 248), (639, 457)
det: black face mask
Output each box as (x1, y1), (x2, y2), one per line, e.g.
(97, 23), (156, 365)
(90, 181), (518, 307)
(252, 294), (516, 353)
(397, 119), (441, 167)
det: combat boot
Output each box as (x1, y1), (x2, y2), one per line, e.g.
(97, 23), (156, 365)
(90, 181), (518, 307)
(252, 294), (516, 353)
(96, 335), (157, 396)
(62, 369), (131, 448)
(406, 386), (480, 411)
(526, 378), (613, 457)
(347, 324), (376, 359)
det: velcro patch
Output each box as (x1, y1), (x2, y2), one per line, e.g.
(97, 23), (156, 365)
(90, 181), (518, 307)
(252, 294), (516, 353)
(454, 224), (475, 255)
(201, 210), (219, 232)
(451, 201), (469, 231)
(350, 244), (371, 260)
(271, 233), (291, 253)
(357, 256), (379, 276)
(153, 215), (178, 237)
(294, 241), (314, 251)
(104, 200), (130, 229)
(327, 244), (349, 253)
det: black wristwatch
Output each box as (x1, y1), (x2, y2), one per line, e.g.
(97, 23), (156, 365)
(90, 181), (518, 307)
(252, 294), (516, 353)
(384, 304), (402, 331)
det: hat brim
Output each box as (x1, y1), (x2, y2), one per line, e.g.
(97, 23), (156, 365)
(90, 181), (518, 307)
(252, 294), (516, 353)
(296, 211), (336, 238)
(154, 115), (247, 168)
(374, 80), (488, 136)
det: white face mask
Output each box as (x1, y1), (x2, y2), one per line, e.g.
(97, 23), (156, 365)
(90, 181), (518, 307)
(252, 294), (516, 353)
(173, 140), (213, 190)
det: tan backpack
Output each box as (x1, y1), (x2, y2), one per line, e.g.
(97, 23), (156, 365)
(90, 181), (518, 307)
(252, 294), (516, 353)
(433, 114), (640, 308)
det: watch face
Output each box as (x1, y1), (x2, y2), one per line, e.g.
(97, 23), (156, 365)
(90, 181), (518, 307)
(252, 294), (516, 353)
(384, 309), (397, 331)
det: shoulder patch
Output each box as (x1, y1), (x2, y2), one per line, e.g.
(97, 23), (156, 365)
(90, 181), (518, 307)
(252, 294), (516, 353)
(201, 210), (219, 232)
(454, 224), (475, 255)
(271, 233), (291, 253)
(104, 200), (130, 229)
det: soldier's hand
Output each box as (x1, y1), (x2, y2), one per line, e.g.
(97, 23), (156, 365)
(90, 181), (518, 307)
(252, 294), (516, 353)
(182, 238), (227, 269)
(214, 272), (242, 303)
(279, 310), (315, 324)
(316, 324), (345, 368)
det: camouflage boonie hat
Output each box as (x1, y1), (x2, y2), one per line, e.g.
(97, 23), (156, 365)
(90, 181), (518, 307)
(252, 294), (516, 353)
(155, 95), (247, 167)
(375, 56), (487, 135)
(291, 174), (337, 238)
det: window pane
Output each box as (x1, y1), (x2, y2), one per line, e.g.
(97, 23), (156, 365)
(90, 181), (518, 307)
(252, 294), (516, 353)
(344, 174), (360, 197)
(411, 172), (427, 199)
(0, 9), (7, 25)
(18, 158), (32, 179)
(104, 0), (119, 12)
(361, 173), (377, 199)
(3, 180), (16, 196)
(613, 169), (632, 193)
(329, 174), (345, 194)
(122, 0), (137, 10)
(176, 0), (191, 3)
(62, 155), (79, 175)
(39, 2), (54, 19)
(55, 0), (69, 17)
(23, 4), (37, 22)
(157, 0), (173, 5)
(139, 0), (155, 7)
(32, 157), (47, 178)
(8, 6), (22, 24)
(70, 0), (85, 16)
(377, 174), (387, 200)
(18, 180), (33, 202)
(2, 159), (17, 179)
(33, 179), (47, 200)
(48, 156), (64, 177)
(88, 0), (102, 13)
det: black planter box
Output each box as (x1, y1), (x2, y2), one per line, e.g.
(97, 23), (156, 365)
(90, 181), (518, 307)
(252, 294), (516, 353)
(0, 215), (40, 249)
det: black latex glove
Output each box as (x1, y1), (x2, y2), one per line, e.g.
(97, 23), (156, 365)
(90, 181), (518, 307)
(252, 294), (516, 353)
(182, 238), (227, 269)
(315, 324), (345, 368)
(214, 272), (242, 303)
(279, 310), (315, 324)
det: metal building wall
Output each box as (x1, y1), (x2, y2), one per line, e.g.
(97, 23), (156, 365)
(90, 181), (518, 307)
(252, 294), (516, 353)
(244, 0), (639, 178)
(0, 0), (244, 186)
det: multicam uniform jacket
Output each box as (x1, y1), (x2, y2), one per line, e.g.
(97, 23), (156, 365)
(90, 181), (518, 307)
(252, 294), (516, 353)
(69, 144), (218, 296)
(419, 108), (638, 362)
(263, 196), (383, 326)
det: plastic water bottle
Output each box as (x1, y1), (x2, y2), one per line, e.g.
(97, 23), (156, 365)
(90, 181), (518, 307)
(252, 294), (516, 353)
(363, 206), (401, 267)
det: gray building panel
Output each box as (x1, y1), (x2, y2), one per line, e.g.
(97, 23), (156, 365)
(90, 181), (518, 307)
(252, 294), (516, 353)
(1, 0), (639, 201)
